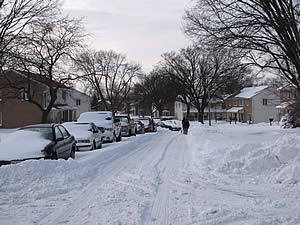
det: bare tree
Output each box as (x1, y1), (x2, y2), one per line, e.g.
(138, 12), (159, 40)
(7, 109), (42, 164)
(77, 50), (141, 115)
(0, 0), (59, 70)
(4, 16), (85, 123)
(184, 0), (300, 93)
(162, 46), (248, 123)
(132, 69), (181, 116)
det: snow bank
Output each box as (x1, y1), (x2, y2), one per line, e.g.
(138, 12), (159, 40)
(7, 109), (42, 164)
(218, 131), (300, 185)
(0, 159), (94, 204)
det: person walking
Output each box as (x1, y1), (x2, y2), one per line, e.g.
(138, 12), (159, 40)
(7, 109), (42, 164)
(182, 118), (190, 135)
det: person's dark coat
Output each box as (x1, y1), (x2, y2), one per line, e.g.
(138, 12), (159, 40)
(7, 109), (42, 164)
(182, 119), (190, 129)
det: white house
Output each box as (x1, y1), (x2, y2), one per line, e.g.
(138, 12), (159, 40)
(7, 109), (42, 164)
(174, 97), (227, 121)
(47, 88), (91, 123)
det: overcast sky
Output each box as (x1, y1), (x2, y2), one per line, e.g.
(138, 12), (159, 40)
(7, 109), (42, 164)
(62, 0), (192, 72)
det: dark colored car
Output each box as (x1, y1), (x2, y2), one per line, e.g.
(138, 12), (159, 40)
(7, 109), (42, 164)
(139, 117), (157, 132)
(20, 124), (77, 160)
(0, 124), (76, 166)
(115, 114), (136, 137)
(134, 120), (145, 134)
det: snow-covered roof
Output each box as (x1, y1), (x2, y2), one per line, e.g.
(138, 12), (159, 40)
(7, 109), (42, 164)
(226, 107), (244, 113)
(275, 101), (295, 109)
(235, 86), (268, 98)
(203, 108), (226, 113)
(51, 105), (78, 111)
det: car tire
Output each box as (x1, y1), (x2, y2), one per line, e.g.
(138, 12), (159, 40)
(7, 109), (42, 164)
(92, 141), (96, 150)
(116, 133), (122, 142)
(51, 152), (58, 160)
(70, 147), (76, 159)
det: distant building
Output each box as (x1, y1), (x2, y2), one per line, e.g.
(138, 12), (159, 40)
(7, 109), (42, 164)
(175, 97), (227, 121)
(225, 86), (280, 123)
(276, 85), (299, 119)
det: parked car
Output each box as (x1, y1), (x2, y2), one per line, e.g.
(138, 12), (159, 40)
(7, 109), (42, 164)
(78, 111), (122, 143)
(115, 114), (136, 137)
(0, 124), (76, 166)
(134, 120), (145, 134)
(161, 120), (181, 131)
(139, 117), (157, 132)
(62, 122), (103, 151)
(152, 117), (162, 127)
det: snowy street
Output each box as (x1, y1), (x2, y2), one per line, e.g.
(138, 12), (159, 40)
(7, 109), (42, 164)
(0, 122), (299, 225)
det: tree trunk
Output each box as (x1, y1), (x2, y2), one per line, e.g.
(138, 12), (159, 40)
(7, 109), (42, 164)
(186, 103), (191, 120)
(41, 109), (51, 124)
(197, 106), (204, 124)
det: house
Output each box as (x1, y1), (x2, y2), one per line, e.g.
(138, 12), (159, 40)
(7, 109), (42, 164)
(174, 97), (227, 121)
(276, 85), (299, 119)
(0, 70), (91, 128)
(225, 86), (280, 123)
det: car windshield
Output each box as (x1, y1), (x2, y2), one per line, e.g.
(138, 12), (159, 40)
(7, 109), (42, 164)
(139, 119), (150, 126)
(21, 127), (54, 141)
(63, 123), (90, 133)
(116, 117), (129, 123)
(78, 113), (112, 128)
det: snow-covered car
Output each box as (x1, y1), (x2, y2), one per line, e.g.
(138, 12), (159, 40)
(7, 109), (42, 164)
(139, 117), (157, 132)
(0, 124), (76, 166)
(115, 114), (136, 137)
(152, 118), (162, 127)
(62, 122), (103, 151)
(134, 120), (145, 134)
(161, 120), (181, 131)
(78, 111), (122, 143)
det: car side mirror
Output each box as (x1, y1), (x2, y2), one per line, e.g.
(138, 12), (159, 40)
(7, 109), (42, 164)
(56, 137), (64, 142)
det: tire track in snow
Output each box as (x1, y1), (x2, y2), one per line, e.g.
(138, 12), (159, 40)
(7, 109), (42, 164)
(38, 131), (176, 225)
(143, 133), (189, 225)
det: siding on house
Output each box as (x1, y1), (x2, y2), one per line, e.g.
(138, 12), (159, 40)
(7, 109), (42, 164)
(0, 71), (91, 128)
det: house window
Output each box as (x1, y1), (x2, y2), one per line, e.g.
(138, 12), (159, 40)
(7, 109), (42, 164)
(245, 100), (248, 106)
(20, 88), (29, 101)
(240, 99), (244, 106)
(76, 99), (81, 106)
(263, 98), (268, 105)
(43, 91), (48, 109)
(233, 100), (237, 106)
(0, 112), (2, 126)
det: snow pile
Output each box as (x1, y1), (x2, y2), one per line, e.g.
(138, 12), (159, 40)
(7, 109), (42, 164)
(218, 132), (300, 185)
(0, 130), (51, 160)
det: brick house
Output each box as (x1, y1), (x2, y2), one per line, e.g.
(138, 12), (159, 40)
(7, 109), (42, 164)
(276, 85), (300, 119)
(225, 86), (280, 123)
(0, 71), (91, 128)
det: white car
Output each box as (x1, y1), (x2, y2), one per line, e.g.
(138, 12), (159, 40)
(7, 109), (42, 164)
(62, 122), (103, 151)
(78, 111), (122, 143)
(161, 120), (181, 131)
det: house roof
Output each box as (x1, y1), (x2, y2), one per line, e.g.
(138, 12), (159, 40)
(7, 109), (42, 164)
(235, 86), (268, 98)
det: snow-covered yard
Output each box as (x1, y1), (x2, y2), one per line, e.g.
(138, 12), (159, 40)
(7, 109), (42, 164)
(0, 122), (299, 224)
